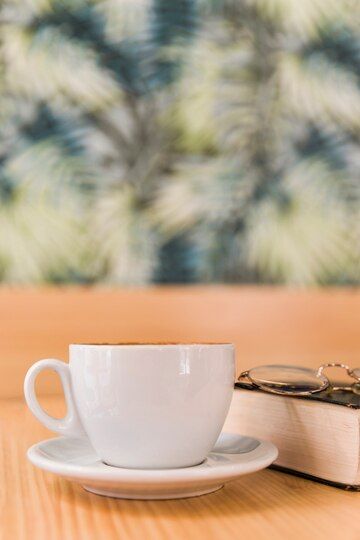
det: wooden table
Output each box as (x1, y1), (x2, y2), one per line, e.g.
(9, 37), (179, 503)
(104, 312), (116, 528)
(2, 396), (360, 540)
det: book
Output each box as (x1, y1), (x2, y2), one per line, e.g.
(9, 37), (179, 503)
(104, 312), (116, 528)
(232, 382), (360, 489)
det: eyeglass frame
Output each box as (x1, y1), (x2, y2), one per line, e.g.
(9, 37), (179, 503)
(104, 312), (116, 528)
(237, 363), (360, 396)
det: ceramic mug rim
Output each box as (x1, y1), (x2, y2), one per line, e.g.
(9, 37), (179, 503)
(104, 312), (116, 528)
(70, 342), (234, 348)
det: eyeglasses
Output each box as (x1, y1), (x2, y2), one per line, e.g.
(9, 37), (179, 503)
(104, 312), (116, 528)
(237, 363), (360, 396)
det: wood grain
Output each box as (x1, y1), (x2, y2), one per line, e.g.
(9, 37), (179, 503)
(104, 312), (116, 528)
(1, 286), (359, 397)
(1, 395), (360, 540)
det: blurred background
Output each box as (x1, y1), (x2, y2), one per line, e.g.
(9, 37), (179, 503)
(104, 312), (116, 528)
(0, 0), (359, 286)
(0, 0), (359, 398)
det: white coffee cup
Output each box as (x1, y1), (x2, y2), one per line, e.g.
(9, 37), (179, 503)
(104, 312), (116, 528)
(24, 343), (235, 469)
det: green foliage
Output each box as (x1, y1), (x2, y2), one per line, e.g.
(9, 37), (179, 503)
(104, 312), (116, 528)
(157, 0), (360, 284)
(0, 0), (359, 284)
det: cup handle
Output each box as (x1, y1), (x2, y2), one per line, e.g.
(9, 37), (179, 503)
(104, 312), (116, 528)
(24, 359), (86, 438)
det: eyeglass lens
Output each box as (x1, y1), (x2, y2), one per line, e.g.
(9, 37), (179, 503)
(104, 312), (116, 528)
(248, 365), (328, 394)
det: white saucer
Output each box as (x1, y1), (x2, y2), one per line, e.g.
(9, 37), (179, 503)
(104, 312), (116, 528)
(27, 433), (278, 500)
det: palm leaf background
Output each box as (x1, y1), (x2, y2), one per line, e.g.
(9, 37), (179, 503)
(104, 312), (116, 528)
(0, 0), (359, 284)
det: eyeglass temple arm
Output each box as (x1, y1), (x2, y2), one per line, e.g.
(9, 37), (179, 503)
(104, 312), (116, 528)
(237, 370), (251, 383)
